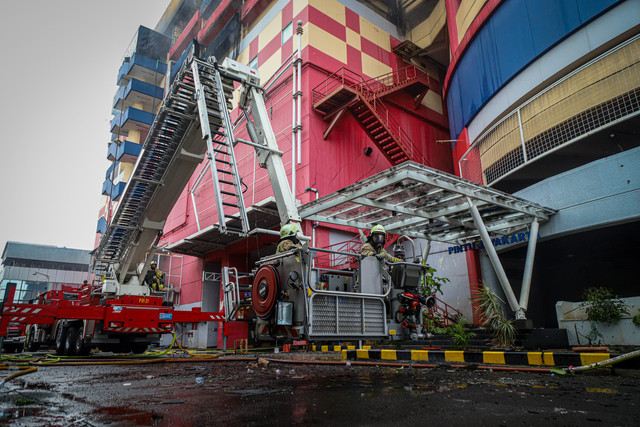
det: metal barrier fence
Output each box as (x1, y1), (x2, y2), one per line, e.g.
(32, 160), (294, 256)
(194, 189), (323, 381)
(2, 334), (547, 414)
(460, 35), (640, 185)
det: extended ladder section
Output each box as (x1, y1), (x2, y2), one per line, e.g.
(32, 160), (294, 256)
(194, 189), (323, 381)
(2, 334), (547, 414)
(93, 56), (250, 286)
(191, 61), (249, 235)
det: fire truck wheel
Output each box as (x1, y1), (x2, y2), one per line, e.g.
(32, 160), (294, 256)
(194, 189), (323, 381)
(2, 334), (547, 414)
(74, 326), (90, 356)
(251, 265), (280, 320)
(65, 326), (80, 356)
(131, 343), (148, 354)
(25, 329), (40, 352)
(55, 326), (69, 356)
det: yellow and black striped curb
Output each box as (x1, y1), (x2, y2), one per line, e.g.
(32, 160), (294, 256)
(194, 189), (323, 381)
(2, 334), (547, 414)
(340, 349), (621, 367)
(312, 344), (360, 352)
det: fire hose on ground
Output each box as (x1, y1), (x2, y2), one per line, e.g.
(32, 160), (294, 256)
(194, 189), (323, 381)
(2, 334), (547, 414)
(550, 348), (640, 375)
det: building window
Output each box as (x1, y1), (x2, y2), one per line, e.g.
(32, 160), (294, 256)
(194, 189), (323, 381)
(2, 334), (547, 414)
(249, 55), (258, 70)
(282, 22), (293, 45)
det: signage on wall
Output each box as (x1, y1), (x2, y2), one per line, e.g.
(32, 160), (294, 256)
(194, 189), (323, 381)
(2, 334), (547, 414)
(448, 231), (541, 255)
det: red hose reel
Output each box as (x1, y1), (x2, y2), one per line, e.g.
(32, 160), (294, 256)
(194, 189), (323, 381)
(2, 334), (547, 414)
(251, 265), (281, 319)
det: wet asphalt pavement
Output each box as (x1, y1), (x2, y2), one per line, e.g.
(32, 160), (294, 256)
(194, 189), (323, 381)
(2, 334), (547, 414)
(0, 353), (639, 426)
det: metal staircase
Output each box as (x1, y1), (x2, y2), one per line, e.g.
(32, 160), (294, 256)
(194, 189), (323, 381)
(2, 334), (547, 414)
(93, 56), (249, 282)
(312, 65), (432, 166)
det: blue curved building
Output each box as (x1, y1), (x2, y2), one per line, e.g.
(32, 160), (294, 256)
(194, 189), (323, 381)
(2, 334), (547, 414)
(443, 0), (640, 326)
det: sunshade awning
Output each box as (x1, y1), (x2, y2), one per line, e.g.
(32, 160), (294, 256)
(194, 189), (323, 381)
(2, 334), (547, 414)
(298, 161), (556, 244)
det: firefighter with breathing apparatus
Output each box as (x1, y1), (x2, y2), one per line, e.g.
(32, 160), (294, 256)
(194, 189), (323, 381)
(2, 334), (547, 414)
(361, 224), (402, 263)
(144, 260), (165, 291)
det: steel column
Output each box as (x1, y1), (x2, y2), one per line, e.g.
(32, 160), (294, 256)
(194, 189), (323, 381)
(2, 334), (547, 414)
(518, 218), (539, 313)
(466, 197), (524, 318)
(422, 239), (431, 262)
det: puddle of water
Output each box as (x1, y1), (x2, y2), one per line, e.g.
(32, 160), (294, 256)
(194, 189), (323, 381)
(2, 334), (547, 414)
(93, 406), (162, 425)
(0, 406), (43, 421)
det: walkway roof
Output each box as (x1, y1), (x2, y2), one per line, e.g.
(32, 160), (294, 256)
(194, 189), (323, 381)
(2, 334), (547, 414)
(298, 161), (556, 244)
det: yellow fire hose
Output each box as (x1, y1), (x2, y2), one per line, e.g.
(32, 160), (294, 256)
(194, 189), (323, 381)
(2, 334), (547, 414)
(0, 366), (38, 386)
(551, 348), (640, 375)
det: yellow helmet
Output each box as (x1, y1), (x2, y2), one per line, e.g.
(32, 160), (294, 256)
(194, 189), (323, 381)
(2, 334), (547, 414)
(371, 224), (386, 236)
(370, 224), (386, 246)
(280, 223), (299, 239)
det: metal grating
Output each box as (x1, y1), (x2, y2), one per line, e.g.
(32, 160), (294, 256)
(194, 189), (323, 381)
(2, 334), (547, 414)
(299, 161), (555, 245)
(336, 298), (363, 334)
(309, 294), (386, 338)
(363, 299), (386, 334)
(310, 295), (337, 335)
(460, 35), (640, 186)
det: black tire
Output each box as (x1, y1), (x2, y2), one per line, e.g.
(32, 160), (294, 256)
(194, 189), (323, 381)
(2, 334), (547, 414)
(55, 326), (68, 356)
(118, 342), (132, 354)
(24, 329), (39, 352)
(28, 340), (40, 352)
(64, 326), (79, 356)
(74, 326), (90, 356)
(131, 343), (148, 354)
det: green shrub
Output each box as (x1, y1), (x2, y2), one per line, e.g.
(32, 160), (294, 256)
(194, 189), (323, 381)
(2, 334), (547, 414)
(436, 316), (475, 350)
(580, 287), (629, 324)
(419, 263), (449, 296)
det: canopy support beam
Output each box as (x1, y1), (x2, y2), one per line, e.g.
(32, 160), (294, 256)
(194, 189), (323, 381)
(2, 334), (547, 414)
(467, 197), (525, 319)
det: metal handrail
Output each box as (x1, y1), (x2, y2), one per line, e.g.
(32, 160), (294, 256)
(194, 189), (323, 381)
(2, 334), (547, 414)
(360, 65), (428, 95)
(311, 67), (368, 104)
(428, 295), (463, 327)
(311, 66), (430, 165)
(362, 95), (429, 164)
(312, 238), (361, 269)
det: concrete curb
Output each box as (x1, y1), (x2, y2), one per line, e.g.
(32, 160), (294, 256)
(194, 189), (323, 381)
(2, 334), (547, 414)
(339, 349), (618, 367)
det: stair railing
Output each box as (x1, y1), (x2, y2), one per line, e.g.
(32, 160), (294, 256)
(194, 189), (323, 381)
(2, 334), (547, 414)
(312, 66), (430, 165)
(428, 295), (464, 327)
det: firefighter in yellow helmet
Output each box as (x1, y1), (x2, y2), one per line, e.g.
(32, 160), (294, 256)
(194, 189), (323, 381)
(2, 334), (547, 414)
(144, 260), (165, 291)
(361, 224), (402, 263)
(276, 223), (302, 254)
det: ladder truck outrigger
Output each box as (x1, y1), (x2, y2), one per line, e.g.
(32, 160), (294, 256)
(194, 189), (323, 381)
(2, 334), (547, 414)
(0, 51), (438, 355)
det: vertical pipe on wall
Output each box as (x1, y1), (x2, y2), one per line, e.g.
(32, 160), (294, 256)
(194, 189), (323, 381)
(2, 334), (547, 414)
(291, 47), (297, 196)
(296, 21), (303, 166)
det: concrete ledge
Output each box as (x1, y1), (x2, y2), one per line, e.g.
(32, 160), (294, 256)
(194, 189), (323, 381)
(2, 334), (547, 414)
(340, 349), (618, 368)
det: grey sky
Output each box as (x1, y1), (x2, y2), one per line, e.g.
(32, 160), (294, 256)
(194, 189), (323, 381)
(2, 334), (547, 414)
(0, 1), (170, 252)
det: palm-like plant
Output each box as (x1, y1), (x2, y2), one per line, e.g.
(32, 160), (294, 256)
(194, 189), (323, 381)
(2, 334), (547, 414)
(472, 284), (516, 349)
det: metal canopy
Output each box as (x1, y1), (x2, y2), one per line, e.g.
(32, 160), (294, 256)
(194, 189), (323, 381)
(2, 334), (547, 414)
(299, 161), (556, 245)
